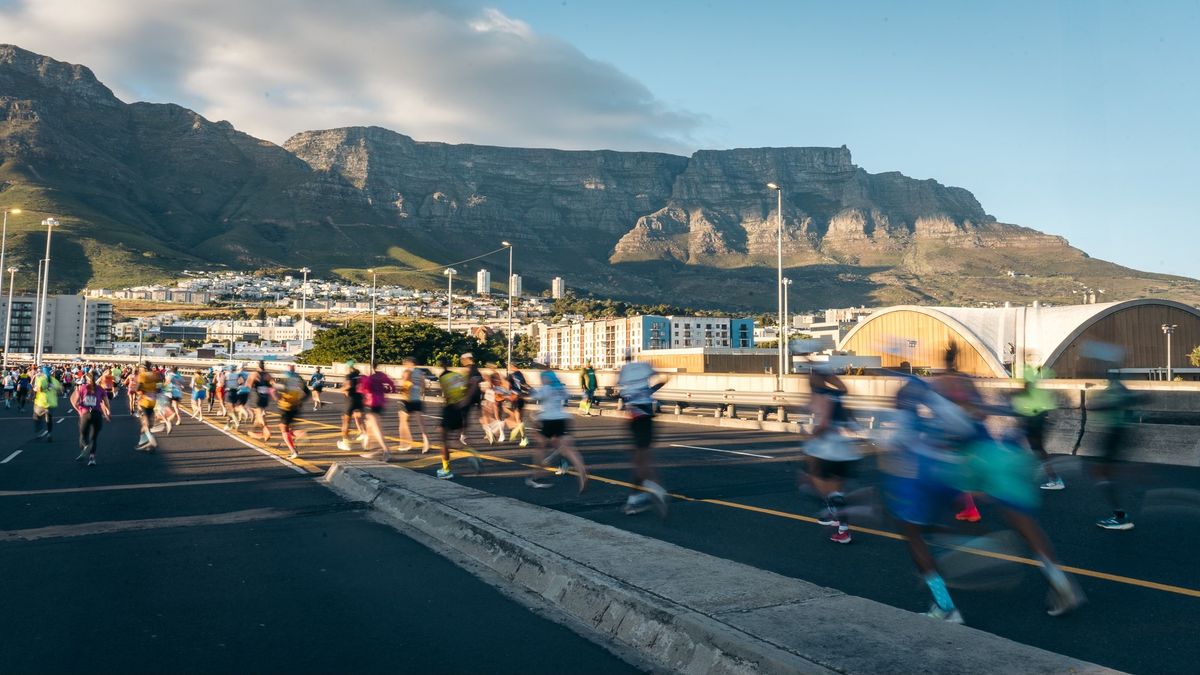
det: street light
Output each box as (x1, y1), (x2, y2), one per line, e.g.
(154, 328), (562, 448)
(136, 318), (144, 362)
(2, 266), (17, 369)
(443, 268), (457, 333)
(502, 241), (514, 371)
(0, 208), (20, 308)
(907, 339), (918, 374)
(33, 217), (58, 365)
(299, 267), (311, 348)
(781, 277), (792, 373)
(1162, 323), (1178, 381)
(369, 269), (377, 367)
(766, 183), (784, 388)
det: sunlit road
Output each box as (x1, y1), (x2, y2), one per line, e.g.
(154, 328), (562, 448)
(258, 389), (1197, 675)
(4, 389), (1197, 674)
(0, 402), (638, 674)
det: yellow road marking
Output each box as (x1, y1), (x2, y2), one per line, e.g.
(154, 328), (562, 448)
(207, 411), (1200, 600)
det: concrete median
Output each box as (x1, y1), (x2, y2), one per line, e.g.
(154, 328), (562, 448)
(324, 461), (1114, 675)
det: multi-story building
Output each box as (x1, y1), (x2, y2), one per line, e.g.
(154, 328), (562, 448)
(551, 277), (565, 299)
(509, 274), (522, 298)
(539, 315), (753, 370)
(0, 294), (113, 355)
(476, 269), (492, 295)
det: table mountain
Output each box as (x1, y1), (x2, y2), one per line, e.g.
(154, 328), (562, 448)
(1, 44), (1196, 311)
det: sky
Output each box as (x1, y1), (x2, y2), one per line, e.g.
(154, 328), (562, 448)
(0, 0), (1196, 278)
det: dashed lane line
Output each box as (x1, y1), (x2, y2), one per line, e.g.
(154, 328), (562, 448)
(1, 450), (21, 464)
(668, 443), (773, 459)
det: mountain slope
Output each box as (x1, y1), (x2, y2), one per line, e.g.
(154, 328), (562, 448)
(0, 44), (1196, 310)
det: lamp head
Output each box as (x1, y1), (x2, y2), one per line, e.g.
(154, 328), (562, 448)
(42, 217), (59, 227)
(6, 208), (20, 215)
(6, 266), (16, 274)
(766, 182), (779, 191)
(502, 240), (511, 247)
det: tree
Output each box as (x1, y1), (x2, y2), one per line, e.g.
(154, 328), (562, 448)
(297, 321), (503, 366)
(256, 306), (268, 323)
(1189, 344), (1200, 368)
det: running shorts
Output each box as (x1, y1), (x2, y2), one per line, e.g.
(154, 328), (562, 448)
(369, 405), (385, 415)
(441, 405), (464, 431)
(402, 400), (423, 413)
(540, 418), (568, 439)
(236, 391), (249, 406)
(256, 394), (270, 409)
(279, 407), (299, 426)
(810, 457), (855, 480)
(629, 413), (653, 450)
(346, 395), (365, 414)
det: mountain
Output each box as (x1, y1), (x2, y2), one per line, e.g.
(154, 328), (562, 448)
(1, 44), (1196, 311)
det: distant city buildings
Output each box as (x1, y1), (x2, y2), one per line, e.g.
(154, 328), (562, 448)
(476, 268), (491, 295)
(551, 276), (565, 299)
(509, 274), (522, 298)
(539, 315), (754, 370)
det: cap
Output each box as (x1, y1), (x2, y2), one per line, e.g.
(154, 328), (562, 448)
(461, 352), (474, 360)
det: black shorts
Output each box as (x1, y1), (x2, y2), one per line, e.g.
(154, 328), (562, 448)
(402, 400), (423, 413)
(512, 396), (526, 411)
(313, 384), (325, 392)
(441, 405), (464, 431)
(256, 394), (271, 409)
(1099, 426), (1127, 463)
(810, 457), (854, 480)
(236, 392), (249, 406)
(540, 418), (568, 438)
(369, 405), (385, 415)
(346, 396), (365, 414)
(1023, 411), (1048, 452)
(279, 407), (299, 426)
(629, 413), (653, 450)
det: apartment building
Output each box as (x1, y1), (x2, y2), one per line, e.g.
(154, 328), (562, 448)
(0, 294), (113, 355)
(538, 315), (753, 369)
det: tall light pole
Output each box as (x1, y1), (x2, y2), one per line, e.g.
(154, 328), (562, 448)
(33, 217), (58, 364)
(766, 183), (784, 389)
(1162, 323), (1177, 381)
(299, 267), (311, 348)
(781, 277), (792, 373)
(136, 318), (144, 362)
(2, 266), (17, 369)
(0, 208), (20, 307)
(502, 241), (514, 370)
(369, 269), (377, 367)
(443, 268), (457, 333)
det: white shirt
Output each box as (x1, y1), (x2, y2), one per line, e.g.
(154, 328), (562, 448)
(531, 384), (569, 421)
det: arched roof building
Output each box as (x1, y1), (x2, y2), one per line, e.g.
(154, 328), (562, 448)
(838, 299), (1200, 378)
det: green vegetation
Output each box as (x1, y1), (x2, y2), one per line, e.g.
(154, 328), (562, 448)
(1188, 344), (1200, 368)
(549, 295), (720, 321)
(297, 321), (537, 367)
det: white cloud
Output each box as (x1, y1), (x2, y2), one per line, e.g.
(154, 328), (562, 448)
(0, 0), (702, 152)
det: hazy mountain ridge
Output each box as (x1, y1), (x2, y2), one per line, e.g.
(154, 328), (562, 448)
(1, 44), (1196, 310)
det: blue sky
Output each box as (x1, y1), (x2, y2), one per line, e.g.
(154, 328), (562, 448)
(1, 0), (1195, 278)
(495, 0), (1198, 278)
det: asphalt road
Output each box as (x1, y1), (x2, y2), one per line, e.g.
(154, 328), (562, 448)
(240, 389), (1199, 675)
(0, 400), (640, 674)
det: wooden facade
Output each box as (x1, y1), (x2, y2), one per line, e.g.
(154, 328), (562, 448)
(1047, 304), (1200, 378)
(839, 309), (1004, 377)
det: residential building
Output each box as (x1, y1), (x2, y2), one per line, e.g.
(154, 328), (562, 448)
(0, 294), (113, 355)
(539, 315), (753, 370)
(476, 268), (492, 295)
(509, 274), (522, 298)
(551, 277), (565, 299)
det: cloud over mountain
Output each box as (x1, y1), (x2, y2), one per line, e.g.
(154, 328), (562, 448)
(0, 0), (702, 151)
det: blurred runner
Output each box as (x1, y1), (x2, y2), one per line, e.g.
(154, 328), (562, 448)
(246, 361), (275, 441)
(71, 369), (110, 466)
(359, 363), (396, 461)
(277, 365), (310, 459)
(802, 365), (863, 544)
(32, 365), (62, 442)
(617, 354), (669, 517)
(1012, 364), (1064, 490)
(134, 361), (161, 451)
(397, 357), (432, 453)
(480, 371), (509, 444)
(309, 367), (326, 411)
(436, 357), (482, 479)
(505, 364), (531, 447)
(337, 361), (367, 451)
(527, 371), (588, 491)
(1089, 370), (1140, 530)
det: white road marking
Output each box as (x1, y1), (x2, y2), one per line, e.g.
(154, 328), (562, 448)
(0, 477), (263, 497)
(56, 417), (66, 424)
(668, 443), (773, 459)
(198, 419), (307, 475)
(1, 450), (21, 464)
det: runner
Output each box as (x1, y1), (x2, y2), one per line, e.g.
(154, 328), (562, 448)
(505, 364), (531, 447)
(246, 361), (275, 441)
(32, 366), (62, 442)
(359, 362), (396, 461)
(1012, 364), (1064, 490)
(277, 365), (310, 459)
(222, 364), (242, 430)
(527, 370), (588, 491)
(397, 357), (432, 453)
(336, 361), (367, 451)
(189, 369), (207, 420)
(71, 370), (110, 465)
(617, 354), (670, 517)
(579, 363), (598, 415)
(99, 365), (117, 403)
(2, 368), (14, 408)
(459, 352), (484, 446)
(124, 367), (139, 415)
(214, 366), (229, 418)
(15, 366), (31, 412)
(204, 366), (218, 413)
(435, 357), (482, 479)
(166, 366), (185, 427)
(802, 365), (863, 544)
(134, 361), (162, 451)
(1088, 367), (1140, 530)
(308, 367), (326, 411)
(480, 370), (509, 444)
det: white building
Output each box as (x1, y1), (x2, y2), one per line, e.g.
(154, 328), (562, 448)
(0, 294), (113, 355)
(509, 274), (522, 298)
(539, 315), (753, 370)
(476, 268), (492, 295)
(551, 277), (565, 299)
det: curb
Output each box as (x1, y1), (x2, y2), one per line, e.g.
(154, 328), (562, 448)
(324, 462), (1116, 675)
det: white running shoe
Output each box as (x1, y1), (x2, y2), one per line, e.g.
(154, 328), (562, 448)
(336, 440), (352, 451)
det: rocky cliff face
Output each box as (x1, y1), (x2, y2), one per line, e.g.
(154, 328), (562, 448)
(1, 44), (1195, 309)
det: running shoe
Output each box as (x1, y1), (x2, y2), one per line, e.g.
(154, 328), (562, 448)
(525, 477), (553, 489)
(955, 506), (982, 522)
(468, 451), (482, 473)
(336, 440), (352, 451)
(924, 605), (964, 624)
(816, 509), (839, 526)
(87, 454), (96, 466)
(1040, 478), (1066, 491)
(360, 450), (386, 460)
(518, 437), (529, 448)
(1046, 580), (1086, 617)
(1096, 515), (1134, 530)
(76, 449), (88, 461)
(436, 468), (454, 480)
(288, 451), (299, 460)
(555, 461), (569, 476)
(643, 481), (669, 518)
(356, 433), (368, 444)
(623, 493), (653, 515)
(830, 530), (852, 544)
